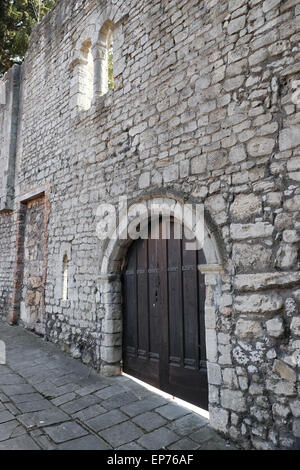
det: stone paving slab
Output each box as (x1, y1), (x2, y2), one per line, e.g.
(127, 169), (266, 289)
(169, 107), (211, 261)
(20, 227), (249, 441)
(137, 428), (180, 450)
(43, 421), (88, 443)
(0, 420), (21, 441)
(99, 421), (144, 448)
(0, 435), (40, 450)
(0, 321), (237, 450)
(168, 438), (201, 451)
(132, 411), (167, 432)
(86, 409), (128, 432)
(58, 434), (112, 450)
(167, 414), (208, 437)
(155, 403), (190, 420)
(0, 410), (14, 424)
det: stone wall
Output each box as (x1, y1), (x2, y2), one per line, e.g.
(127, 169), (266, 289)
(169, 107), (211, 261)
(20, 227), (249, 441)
(20, 197), (47, 335)
(0, 65), (20, 211)
(0, 0), (299, 450)
(0, 212), (15, 319)
(0, 65), (20, 319)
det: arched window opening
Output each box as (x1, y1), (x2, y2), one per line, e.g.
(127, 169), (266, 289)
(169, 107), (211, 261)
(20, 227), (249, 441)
(78, 39), (94, 110)
(62, 254), (68, 301)
(108, 42), (114, 91)
(94, 21), (115, 97)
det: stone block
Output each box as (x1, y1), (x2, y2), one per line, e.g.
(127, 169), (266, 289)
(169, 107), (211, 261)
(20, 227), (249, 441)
(279, 126), (300, 151)
(231, 223), (274, 240)
(230, 194), (262, 222)
(285, 195), (300, 212)
(276, 244), (298, 269)
(209, 406), (229, 434)
(191, 155), (207, 174)
(266, 317), (284, 338)
(207, 362), (222, 386)
(232, 243), (272, 271)
(100, 346), (122, 364)
(139, 172), (150, 189)
(163, 165), (179, 183)
(235, 319), (263, 339)
(293, 420), (300, 438)
(221, 389), (246, 412)
(228, 16), (246, 35)
(222, 368), (238, 388)
(263, 0), (281, 12)
(234, 273), (300, 292)
(235, 293), (283, 314)
(291, 317), (300, 337)
(273, 360), (296, 382)
(206, 329), (218, 362)
(247, 137), (275, 157)
(229, 144), (247, 163)
(291, 401), (300, 418)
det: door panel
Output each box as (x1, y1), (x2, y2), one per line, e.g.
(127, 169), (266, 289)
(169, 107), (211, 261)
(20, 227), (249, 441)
(20, 197), (46, 335)
(123, 239), (159, 387)
(123, 219), (208, 410)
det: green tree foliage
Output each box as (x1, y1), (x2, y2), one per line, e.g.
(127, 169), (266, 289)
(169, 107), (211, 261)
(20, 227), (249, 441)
(0, 0), (56, 76)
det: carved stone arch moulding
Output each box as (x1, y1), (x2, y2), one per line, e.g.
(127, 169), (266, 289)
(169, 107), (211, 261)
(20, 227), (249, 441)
(97, 193), (226, 421)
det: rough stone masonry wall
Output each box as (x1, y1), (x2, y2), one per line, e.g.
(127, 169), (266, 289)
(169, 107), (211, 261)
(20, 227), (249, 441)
(20, 197), (46, 335)
(0, 212), (15, 320)
(0, 65), (20, 211)
(0, 0), (300, 450)
(0, 65), (20, 319)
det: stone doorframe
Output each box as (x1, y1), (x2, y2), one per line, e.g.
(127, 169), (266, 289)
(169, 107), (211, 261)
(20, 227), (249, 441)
(8, 185), (50, 327)
(98, 193), (226, 413)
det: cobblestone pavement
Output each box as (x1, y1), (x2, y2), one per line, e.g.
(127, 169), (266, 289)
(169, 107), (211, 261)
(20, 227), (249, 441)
(0, 322), (236, 450)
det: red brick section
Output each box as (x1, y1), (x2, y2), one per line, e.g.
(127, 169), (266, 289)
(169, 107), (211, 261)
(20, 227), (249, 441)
(41, 195), (50, 318)
(8, 194), (50, 326)
(8, 203), (26, 325)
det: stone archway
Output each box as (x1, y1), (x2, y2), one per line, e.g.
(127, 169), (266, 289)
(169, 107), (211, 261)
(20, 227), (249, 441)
(98, 194), (225, 414)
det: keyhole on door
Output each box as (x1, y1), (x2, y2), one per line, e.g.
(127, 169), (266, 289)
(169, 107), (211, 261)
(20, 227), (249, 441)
(153, 288), (158, 307)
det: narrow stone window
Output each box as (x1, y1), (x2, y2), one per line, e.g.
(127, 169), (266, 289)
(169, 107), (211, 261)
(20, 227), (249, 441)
(77, 39), (94, 110)
(62, 254), (68, 301)
(108, 42), (114, 91)
(94, 21), (114, 97)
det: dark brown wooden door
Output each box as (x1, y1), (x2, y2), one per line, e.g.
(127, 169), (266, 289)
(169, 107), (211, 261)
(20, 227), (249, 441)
(123, 219), (208, 410)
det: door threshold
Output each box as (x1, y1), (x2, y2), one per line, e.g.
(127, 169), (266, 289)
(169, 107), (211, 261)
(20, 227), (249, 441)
(122, 372), (209, 420)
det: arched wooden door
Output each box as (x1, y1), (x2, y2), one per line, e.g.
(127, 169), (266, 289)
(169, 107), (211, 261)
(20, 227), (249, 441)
(122, 219), (208, 410)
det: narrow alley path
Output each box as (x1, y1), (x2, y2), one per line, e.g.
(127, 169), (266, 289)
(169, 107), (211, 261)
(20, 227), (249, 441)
(0, 322), (235, 450)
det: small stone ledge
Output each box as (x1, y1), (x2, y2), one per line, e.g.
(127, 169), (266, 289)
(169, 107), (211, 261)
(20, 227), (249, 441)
(198, 264), (224, 274)
(198, 265), (224, 285)
(98, 273), (121, 282)
(0, 207), (13, 215)
(18, 184), (49, 203)
(234, 272), (300, 292)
